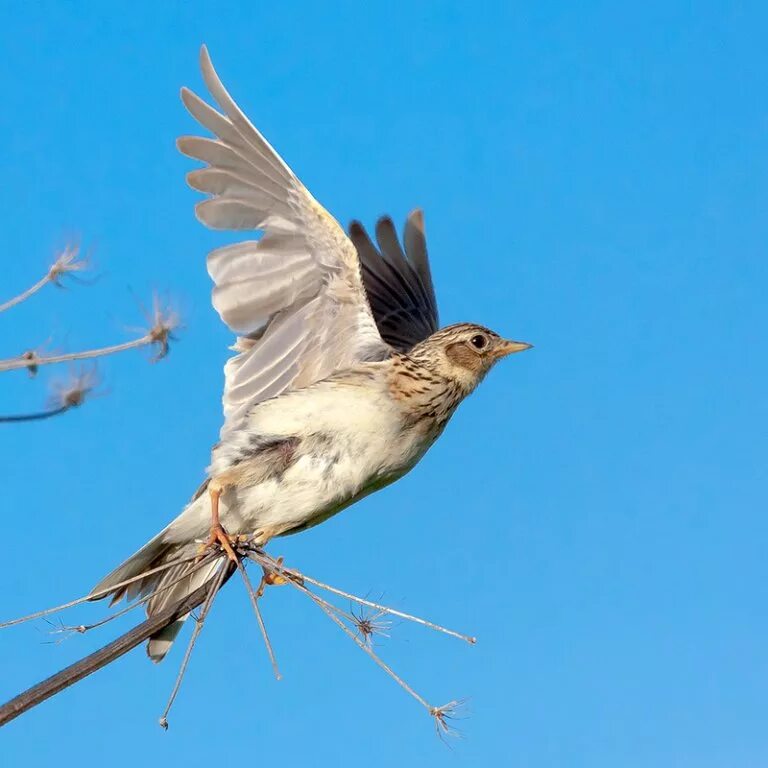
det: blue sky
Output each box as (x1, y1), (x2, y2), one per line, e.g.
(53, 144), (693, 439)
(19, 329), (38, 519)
(1, 2), (766, 765)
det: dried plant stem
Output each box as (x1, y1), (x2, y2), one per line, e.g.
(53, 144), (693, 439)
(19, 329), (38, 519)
(0, 406), (70, 423)
(48, 556), (219, 637)
(0, 275), (50, 313)
(0, 245), (87, 315)
(1, 545), (467, 735)
(304, 573), (475, 645)
(266, 558), (433, 713)
(251, 550), (476, 645)
(0, 335), (155, 374)
(0, 575), (233, 728)
(158, 564), (228, 730)
(0, 553), (201, 629)
(249, 549), (466, 735)
(233, 559), (281, 680)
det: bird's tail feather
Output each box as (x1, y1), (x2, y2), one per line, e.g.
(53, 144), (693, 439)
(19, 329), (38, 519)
(89, 530), (224, 663)
(144, 556), (223, 662)
(89, 532), (170, 605)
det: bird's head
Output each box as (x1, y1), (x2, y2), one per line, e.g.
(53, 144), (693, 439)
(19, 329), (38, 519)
(409, 323), (532, 395)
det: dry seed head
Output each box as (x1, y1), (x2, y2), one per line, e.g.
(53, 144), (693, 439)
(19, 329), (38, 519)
(350, 606), (392, 647)
(146, 294), (181, 361)
(430, 700), (466, 742)
(48, 244), (89, 285)
(48, 366), (99, 411)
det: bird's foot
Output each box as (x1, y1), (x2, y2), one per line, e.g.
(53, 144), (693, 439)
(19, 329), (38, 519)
(255, 556), (303, 597)
(196, 524), (240, 564)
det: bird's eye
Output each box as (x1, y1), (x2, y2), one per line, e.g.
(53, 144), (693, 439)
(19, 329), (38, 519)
(470, 334), (487, 350)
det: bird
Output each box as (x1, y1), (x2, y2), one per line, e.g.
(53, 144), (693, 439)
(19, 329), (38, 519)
(89, 45), (531, 662)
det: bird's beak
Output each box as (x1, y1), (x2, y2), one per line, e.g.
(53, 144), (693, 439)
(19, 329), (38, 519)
(495, 339), (533, 358)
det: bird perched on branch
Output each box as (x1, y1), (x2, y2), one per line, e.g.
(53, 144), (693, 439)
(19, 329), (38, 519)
(90, 45), (531, 661)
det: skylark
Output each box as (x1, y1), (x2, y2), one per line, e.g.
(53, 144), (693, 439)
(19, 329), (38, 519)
(90, 46), (531, 661)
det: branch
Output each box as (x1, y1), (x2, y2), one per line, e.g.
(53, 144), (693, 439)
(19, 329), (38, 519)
(0, 564), (235, 728)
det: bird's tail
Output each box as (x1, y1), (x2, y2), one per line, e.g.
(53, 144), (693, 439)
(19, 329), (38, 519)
(89, 527), (224, 663)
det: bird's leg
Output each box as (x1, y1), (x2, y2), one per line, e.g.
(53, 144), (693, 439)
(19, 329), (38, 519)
(197, 480), (239, 564)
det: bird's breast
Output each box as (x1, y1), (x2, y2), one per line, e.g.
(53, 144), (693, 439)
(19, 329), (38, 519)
(219, 380), (437, 537)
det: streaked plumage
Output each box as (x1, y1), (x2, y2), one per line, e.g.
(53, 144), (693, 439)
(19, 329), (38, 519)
(90, 46), (531, 662)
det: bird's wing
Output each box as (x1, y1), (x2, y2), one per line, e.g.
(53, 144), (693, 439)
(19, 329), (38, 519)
(349, 212), (440, 352)
(179, 46), (389, 436)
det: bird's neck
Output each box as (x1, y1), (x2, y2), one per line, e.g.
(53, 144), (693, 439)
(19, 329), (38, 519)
(387, 353), (466, 427)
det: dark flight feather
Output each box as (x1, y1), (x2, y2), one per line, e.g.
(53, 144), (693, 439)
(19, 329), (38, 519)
(350, 210), (440, 352)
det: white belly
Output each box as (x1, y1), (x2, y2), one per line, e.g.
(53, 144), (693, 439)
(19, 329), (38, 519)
(167, 380), (433, 544)
(226, 436), (412, 538)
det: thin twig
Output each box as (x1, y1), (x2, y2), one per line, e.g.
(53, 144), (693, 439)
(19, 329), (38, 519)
(0, 553), (201, 629)
(0, 275), (50, 314)
(158, 564), (227, 730)
(305, 572), (475, 644)
(233, 558), (281, 680)
(46, 555), (220, 638)
(251, 550), (476, 645)
(299, 579), (463, 739)
(0, 245), (88, 314)
(250, 549), (465, 736)
(0, 366), (99, 424)
(2, 544), (469, 735)
(0, 406), (70, 423)
(0, 293), (179, 374)
(0, 574), (234, 728)
(270, 558), (432, 711)
(0, 335), (154, 373)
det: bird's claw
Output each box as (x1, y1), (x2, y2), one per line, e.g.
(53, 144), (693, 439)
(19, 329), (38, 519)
(255, 555), (303, 597)
(196, 524), (240, 564)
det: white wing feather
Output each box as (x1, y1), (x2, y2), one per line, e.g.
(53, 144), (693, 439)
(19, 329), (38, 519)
(179, 46), (387, 436)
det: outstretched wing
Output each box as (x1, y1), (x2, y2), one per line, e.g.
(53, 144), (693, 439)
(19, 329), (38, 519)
(350, 211), (439, 352)
(179, 46), (388, 436)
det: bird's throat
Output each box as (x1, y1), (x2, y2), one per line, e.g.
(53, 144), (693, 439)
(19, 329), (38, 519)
(387, 353), (465, 427)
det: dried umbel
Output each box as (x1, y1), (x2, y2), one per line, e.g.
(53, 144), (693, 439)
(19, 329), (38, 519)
(350, 605), (392, 647)
(0, 542), (474, 739)
(0, 240), (179, 421)
(48, 365), (100, 411)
